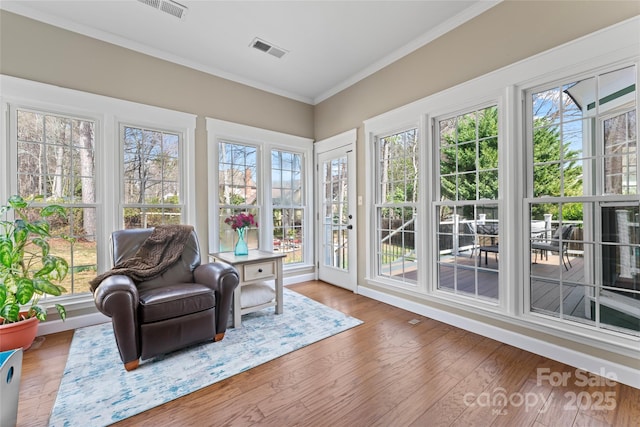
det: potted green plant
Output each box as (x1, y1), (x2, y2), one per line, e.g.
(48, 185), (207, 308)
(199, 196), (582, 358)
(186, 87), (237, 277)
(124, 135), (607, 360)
(0, 195), (71, 351)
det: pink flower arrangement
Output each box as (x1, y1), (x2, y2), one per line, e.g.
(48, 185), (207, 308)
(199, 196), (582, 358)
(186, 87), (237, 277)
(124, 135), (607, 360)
(224, 212), (258, 230)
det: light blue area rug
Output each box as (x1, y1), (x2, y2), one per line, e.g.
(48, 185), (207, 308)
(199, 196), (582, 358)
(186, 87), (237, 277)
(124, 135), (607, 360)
(49, 288), (362, 426)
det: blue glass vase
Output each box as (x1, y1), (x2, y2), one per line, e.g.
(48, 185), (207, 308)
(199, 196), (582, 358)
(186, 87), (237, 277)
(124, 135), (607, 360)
(234, 227), (249, 256)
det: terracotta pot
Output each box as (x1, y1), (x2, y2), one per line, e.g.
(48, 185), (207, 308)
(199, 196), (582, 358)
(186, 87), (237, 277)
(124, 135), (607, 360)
(0, 315), (39, 352)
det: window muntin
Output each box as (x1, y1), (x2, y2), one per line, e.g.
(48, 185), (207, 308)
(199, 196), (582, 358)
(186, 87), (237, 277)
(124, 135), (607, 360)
(529, 202), (586, 319)
(321, 155), (349, 270)
(375, 128), (418, 284)
(600, 204), (640, 332)
(436, 105), (499, 301)
(15, 109), (97, 295)
(528, 65), (639, 336)
(218, 141), (259, 252)
(439, 107), (499, 202)
(604, 109), (636, 195)
(272, 149), (304, 264)
(531, 81), (591, 198)
(122, 125), (183, 228)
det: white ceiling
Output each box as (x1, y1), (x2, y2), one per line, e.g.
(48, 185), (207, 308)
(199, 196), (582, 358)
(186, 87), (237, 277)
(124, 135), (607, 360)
(1, 0), (499, 105)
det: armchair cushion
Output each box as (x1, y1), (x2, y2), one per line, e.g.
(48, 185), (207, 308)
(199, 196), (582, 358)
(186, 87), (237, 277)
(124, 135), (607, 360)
(137, 283), (215, 323)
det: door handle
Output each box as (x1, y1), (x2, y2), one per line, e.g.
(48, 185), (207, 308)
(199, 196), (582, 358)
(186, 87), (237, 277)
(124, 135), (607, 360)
(347, 225), (353, 230)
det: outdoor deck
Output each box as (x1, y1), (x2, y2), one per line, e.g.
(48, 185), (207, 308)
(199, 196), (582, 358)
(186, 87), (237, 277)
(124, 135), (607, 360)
(388, 251), (590, 320)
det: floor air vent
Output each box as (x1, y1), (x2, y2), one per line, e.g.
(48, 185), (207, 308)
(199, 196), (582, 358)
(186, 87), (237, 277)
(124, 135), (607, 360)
(138, 0), (188, 20)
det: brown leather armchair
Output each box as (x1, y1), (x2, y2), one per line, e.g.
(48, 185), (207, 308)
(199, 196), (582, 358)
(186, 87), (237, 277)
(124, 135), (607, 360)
(91, 228), (239, 371)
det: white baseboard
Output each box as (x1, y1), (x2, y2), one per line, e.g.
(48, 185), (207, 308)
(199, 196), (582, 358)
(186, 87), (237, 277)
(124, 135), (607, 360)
(37, 312), (110, 336)
(283, 272), (315, 286)
(358, 286), (640, 390)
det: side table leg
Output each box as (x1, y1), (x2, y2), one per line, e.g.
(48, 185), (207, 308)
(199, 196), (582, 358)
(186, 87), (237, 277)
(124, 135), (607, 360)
(275, 259), (283, 314)
(233, 287), (242, 327)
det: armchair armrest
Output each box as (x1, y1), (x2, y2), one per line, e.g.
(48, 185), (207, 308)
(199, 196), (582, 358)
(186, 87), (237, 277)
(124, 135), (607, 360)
(92, 275), (140, 367)
(194, 262), (239, 336)
(193, 262), (238, 292)
(93, 275), (139, 316)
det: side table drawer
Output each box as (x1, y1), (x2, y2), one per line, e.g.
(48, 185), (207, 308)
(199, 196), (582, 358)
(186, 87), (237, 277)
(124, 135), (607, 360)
(243, 261), (276, 281)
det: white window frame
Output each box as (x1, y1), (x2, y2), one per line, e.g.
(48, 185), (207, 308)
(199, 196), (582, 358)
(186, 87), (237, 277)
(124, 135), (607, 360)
(365, 113), (428, 293)
(216, 139), (262, 253)
(362, 18), (640, 359)
(12, 107), (99, 296)
(271, 148), (307, 266)
(523, 64), (639, 337)
(206, 118), (314, 270)
(0, 75), (196, 332)
(432, 101), (503, 306)
(119, 122), (188, 228)
(373, 126), (421, 288)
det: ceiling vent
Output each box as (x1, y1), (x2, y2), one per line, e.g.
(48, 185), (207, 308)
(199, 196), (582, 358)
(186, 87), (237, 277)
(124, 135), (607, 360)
(250, 37), (288, 59)
(138, 0), (188, 20)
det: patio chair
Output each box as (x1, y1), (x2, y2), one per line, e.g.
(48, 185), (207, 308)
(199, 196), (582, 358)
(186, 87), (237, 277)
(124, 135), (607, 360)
(473, 222), (499, 264)
(532, 224), (574, 270)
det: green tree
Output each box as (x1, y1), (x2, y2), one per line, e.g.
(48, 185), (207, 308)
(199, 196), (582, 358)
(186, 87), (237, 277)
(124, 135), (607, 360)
(439, 106), (582, 221)
(531, 117), (583, 219)
(440, 106), (498, 220)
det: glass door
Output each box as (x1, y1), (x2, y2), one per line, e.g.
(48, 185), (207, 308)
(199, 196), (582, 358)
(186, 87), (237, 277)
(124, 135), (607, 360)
(316, 137), (356, 291)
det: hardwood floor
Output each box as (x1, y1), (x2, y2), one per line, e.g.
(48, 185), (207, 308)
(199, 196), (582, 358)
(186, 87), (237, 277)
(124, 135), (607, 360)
(17, 280), (640, 426)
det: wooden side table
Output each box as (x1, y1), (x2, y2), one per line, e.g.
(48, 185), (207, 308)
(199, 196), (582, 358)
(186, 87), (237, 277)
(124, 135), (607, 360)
(209, 250), (286, 327)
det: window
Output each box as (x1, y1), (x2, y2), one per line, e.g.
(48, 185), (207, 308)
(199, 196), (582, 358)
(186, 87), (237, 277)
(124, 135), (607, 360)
(122, 125), (184, 228)
(2, 75), (196, 318)
(218, 141), (259, 252)
(435, 105), (499, 301)
(527, 65), (639, 336)
(15, 108), (97, 295)
(362, 20), (639, 375)
(271, 149), (305, 265)
(206, 118), (313, 269)
(374, 128), (419, 284)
